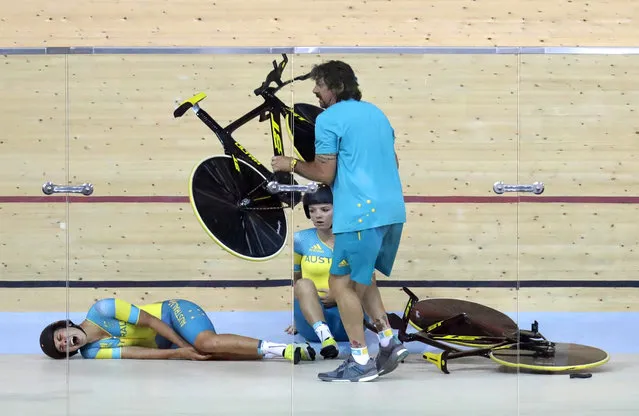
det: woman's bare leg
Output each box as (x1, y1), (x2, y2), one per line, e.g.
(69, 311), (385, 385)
(194, 331), (262, 359)
(193, 331), (316, 362)
(295, 278), (326, 325)
(295, 278), (339, 358)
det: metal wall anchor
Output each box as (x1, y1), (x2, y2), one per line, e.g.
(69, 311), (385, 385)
(493, 181), (544, 195)
(42, 182), (94, 196)
(266, 181), (318, 194)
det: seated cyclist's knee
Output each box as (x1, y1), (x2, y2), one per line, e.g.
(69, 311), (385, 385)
(294, 278), (317, 297)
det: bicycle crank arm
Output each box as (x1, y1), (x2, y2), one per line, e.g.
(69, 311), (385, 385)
(266, 181), (319, 194)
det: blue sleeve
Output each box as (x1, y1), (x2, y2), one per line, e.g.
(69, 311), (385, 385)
(314, 112), (339, 155)
(92, 298), (141, 325)
(81, 346), (122, 359)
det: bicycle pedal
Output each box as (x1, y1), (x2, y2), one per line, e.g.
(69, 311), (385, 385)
(423, 351), (450, 374)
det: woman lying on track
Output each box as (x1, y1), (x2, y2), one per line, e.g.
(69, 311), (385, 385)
(39, 297), (316, 363)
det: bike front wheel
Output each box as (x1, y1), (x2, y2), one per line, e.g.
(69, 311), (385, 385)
(489, 342), (610, 372)
(189, 155), (288, 261)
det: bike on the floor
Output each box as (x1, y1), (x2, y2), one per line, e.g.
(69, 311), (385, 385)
(173, 54), (323, 262)
(374, 287), (610, 374)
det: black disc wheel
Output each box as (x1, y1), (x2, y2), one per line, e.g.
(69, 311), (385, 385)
(188, 155), (288, 261)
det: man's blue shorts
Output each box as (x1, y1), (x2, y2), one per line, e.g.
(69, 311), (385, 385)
(329, 223), (403, 285)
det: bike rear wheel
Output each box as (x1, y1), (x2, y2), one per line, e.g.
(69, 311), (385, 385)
(489, 342), (610, 372)
(189, 155), (288, 261)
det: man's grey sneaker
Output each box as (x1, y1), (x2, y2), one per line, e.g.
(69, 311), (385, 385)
(376, 336), (409, 376)
(317, 355), (379, 382)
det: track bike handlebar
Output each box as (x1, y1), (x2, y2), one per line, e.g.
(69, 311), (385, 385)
(253, 54), (311, 96)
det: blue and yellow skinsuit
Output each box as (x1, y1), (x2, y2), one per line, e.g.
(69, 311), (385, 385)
(80, 298), (215, 359)
(293, 228), (348, 342)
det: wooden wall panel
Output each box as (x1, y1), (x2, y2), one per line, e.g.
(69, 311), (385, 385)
(0, 204), (68, 281)
(518, 205), (639, 281)
(0, 56), (67, 195)
(0, 287), (293, 313)
(64, 203), (294, 282)
(393, 203), (518, 281)
(1, 287), (636, 313)
(1, 0), (637, 47)
(519, 55), (639, 196)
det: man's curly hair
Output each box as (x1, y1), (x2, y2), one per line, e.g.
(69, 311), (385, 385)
(309, 60), (362, 102)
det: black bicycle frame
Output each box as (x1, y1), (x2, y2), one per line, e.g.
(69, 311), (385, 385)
(192, 87), (292, 179)
(389, 287), (550, 360)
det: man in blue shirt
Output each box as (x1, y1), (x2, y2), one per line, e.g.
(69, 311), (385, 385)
(272, 60), (408, 382)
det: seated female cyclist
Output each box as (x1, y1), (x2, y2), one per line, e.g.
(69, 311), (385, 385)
(39, 297), (316, 363)
(285, 184), (349, 359)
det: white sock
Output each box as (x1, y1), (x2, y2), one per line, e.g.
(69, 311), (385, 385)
(258, 341), (287, 359)
(378, 328), (394, 348)
(312, 321), (333, 343)
(351, 346), (370, 365)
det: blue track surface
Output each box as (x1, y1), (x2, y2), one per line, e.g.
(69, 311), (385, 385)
(3, 311), (637, 356)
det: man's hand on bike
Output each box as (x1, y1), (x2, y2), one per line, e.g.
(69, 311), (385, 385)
(318, 289), (337, 308)
(271, 155), (294, 173)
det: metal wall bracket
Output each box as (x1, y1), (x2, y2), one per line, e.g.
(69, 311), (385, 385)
(42, 182), (94, 196)
(493, 181), (544, 195)
(266, 181), (318, 194)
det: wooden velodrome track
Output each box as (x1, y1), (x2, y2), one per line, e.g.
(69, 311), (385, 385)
(0, 1), (637, 316)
